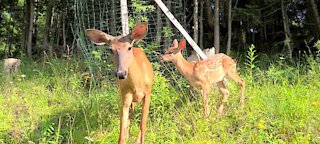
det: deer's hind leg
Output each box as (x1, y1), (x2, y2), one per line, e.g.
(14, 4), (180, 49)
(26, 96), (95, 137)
(226, 66), (246, 109)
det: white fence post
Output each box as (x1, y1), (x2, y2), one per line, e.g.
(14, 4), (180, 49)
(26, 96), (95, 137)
(120, 0), (129, 35)
(154, 0), (207, 59)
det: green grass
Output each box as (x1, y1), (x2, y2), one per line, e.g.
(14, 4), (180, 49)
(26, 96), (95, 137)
(0, 55), (319, 143)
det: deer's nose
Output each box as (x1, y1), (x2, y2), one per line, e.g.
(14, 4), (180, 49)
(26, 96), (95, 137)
(116, 70), (127, 79)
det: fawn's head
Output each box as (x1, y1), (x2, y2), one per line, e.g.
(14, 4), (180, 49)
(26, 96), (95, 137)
(161, 39), (186, 62)
(85, 22), (148, 79)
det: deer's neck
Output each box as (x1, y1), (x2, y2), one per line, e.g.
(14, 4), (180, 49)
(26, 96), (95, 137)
(173, 52), (195, 79)
(127, 50), (143, 83)
(126, 48), (153, 87)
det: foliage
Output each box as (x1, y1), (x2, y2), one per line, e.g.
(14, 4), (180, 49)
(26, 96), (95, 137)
(0, 3), (24, 57)
(1, 0), (320, 143)
(162, 26), (175, 38)
(314, 40), (320, 50)
(129, 0), (155, 28)
(245, 44), (258, 82)
(0, 44), (319, 143)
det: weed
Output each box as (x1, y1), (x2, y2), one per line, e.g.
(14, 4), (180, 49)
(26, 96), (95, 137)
(0, 43), (319, 143)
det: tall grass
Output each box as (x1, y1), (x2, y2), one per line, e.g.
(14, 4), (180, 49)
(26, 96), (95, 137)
(0, 43), (319, 143)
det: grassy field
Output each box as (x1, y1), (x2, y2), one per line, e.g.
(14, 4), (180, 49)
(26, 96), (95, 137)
(0, 50), (319, 143)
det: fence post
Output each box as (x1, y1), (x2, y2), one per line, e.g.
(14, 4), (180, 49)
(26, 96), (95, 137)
(120, 0), (129, 35)
(154, 0), (207, 59)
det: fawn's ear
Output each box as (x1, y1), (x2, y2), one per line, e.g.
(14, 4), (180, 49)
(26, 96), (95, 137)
(85, 29), (114, 45)
(178, 39), (187, 51)
(171, 39), (178, 48)
(130, 22), (148, 40)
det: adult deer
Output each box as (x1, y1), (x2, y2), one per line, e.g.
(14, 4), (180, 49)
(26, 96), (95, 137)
(161, 39), (245, 117)
(85, 22), (154, 144)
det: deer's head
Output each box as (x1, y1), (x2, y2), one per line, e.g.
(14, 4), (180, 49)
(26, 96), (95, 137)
(85, 22), (148, 79)
(161, 39), (186, 62)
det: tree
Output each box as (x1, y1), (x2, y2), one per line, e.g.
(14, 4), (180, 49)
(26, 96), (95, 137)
(226, 0), (232, 55)
(281, 0), (293, 61)
(120, 0), (129, 35)
(164, 0), (173, 48)
(26, 0), (35, 58)
(214, 0), (220, 53)
(205, 0), (214, 50)
(156, 5), (162, 45)
(193, 0), (199, 44)
(199, 1), (204, 49)
(307, 0), (320, 39)
(110, 0), (117, 35)
(43, 0), (53, 57)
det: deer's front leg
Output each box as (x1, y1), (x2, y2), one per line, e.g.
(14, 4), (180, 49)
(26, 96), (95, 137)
(136, 90), (151, 144)
(119, 93), (133, 144)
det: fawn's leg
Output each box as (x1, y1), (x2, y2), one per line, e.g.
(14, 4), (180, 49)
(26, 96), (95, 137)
(201, 87), (210, 117)
(119, 93), (133, 144)
(217, 81), (229, 116)
(227, 67), (246, 109)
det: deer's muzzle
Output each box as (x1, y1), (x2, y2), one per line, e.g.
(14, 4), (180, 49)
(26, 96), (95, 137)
(116, 70), (127, 79)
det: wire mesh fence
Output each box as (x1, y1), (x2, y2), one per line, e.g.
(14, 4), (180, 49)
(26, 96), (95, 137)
(73, 0), (187, 81)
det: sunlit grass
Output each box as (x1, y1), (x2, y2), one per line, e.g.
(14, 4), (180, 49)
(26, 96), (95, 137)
(0, 53), (319, 143)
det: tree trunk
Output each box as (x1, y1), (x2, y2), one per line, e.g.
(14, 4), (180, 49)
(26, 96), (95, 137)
(33, 0), (39, 46)
(0, 3), (2, 18)
(120, 0), (129, 35)
(205, 0), (214, 48)
(43, 0), (53, 57)
(199, 1), (204, 49)
(55, 14), (61, 55)
(214, 0), (220, 53)
(226, 0), (232, 55)
(62, 3), (67, 51)
(156, 5), (162, 46)
(155, 0), (207, 59)
(308, 0), (320, 38)
(165, 0), (172, 28)
(110, 0), (117, 35)
(193, 0), (199, 44)
(164, 0), (172, 48)
(205, 0), (214, 28)
(21, 1), (29, 54)
(281, 0), (293, 61)
(27, 0), (35, 58)
(182, 0), (187, 29)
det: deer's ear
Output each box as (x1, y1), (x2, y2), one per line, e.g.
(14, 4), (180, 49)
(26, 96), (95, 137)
(178, 39), (187, 51)
(86, 29), (114, 45)
(130, 22), (148, 40)
(171, 39), (178, 48)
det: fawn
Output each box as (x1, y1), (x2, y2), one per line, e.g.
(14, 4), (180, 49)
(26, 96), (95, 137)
(161, 39), (245, 117)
